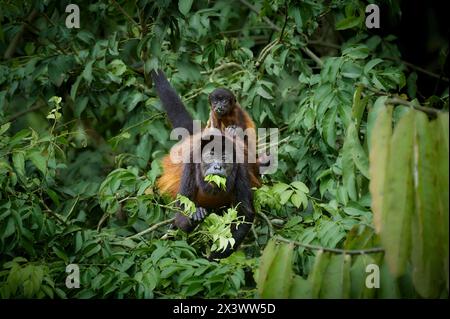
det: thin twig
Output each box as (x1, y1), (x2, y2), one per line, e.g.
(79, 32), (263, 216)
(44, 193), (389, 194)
(385, 57), (449, 83)
(308, 40), (340, 50)
(359, 83), (445, 116)
(97, 213), (109, 232)
(251, 225), (260, 248)
(201, 62), (243, 75)
(255, 39), (279, 68)
(279, 6), (289, 42)
(301, 47), (324, 67)
(275, 236), (384, 255)
(40, 199), (68, 226)
(110, 0), (139, 26)
(385, 97), (442, 116)
(127, 218), (175, 239)
(257, 210), (274, 237)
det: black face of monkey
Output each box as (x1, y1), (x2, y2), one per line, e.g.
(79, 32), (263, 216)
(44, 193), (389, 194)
(201, 148), (234, 178)
(197, 136), (237, 194)
(209, 88), (235, 118)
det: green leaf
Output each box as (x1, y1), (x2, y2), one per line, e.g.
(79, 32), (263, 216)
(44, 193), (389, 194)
(351, 85), (367, 130)
(342, 45), (369, 60)
(364, 58), (383, 74)
(347, 123), (370, 178)
(323, 107), (337, 148)
(309, 250), (330, 298)
(0, 122), (10, 135)
(410, 111), (442, 298)
(289, 275), (311, 298)
(108, 59), (127, 76)
(82, 60), (94, 84)
(52, 246), (69, 263)
(381, 110), (415, 276)
(320, 254), (351, 298)
(279, 190), (293, 205)
(342, 133), (357, 201)
(261, 242), (294, 298)
(27, 151), (47, 174)
(434, 113), (449, 290)
(367, 96), (388, 150)
(178, 0), (193, 16)
(350, 254), (378, 298)
(176, 194), (196, 215)
(378, 259), (400, 298)
(256, 86), (274, 100)
(204, 174), (227, 190)
(336, 15), (363, 30)
(290, 7), (303, 32)
(290, 193), (302, 208)
(48, 60), (64, 87)
(257, 239), (278, 297)
(272, 182), (290, 193)
(291, 181), (309, 193)
(74, 96), (89, 117)
(12, 152), (26, 178)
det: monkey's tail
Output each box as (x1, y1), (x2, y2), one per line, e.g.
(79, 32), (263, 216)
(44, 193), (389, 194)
(150, 70), (194, 134)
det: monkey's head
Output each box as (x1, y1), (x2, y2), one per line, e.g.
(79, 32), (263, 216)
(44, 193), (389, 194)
(209, 88), (236, 118)
(196, 131), (239, 194)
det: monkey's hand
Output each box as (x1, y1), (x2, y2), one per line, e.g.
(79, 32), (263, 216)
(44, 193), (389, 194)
(173, 207), (208, 233)
(173, 212), (193, 232)
(225, 125), (237, 137)
(192, 207), (208, 222)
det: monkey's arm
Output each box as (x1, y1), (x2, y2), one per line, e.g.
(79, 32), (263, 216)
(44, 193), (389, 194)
(209, 164), (255, 259)
(150, 70), (194, 134)
(173, 163), (207, 232)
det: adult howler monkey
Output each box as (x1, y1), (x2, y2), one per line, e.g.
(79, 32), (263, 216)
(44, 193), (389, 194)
(151, 69), (260, 259)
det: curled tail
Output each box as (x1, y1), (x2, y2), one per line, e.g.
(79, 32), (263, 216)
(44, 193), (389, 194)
(150, 69), (194, 134)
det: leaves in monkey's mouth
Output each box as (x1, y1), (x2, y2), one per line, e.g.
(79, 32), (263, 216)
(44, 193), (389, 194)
(204, 174), (227, 190)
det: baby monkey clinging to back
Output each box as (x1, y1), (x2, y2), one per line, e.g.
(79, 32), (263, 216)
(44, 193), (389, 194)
(207, 88), (255, 133)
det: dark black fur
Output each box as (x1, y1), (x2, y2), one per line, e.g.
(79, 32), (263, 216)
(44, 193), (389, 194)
(152, 70), (255, 259)
(151, 69), (195, 134)
(174, 158), (254, 259)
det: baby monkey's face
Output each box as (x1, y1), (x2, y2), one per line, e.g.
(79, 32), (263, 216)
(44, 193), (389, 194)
(209, 88), (235, 117)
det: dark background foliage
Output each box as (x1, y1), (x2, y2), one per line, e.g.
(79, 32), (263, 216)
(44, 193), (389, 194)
(0, 0), (447, 298)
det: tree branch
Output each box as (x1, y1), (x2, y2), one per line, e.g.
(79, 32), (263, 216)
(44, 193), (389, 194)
(127, 218), (175, 239)
(385, 57), (449, 83)
(257, 210), (274, 237)
(359, 83), (446, 116)
(110, 0), (139, 26)
(274, 236), (384, 255)
(385, 97), (442, 116)
(200, 62), (243, 75)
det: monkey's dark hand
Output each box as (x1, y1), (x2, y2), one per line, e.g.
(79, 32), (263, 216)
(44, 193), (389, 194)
(173, 212), (194, 232)
(173, 207), (208, 232)
(192, 207), (208, 222)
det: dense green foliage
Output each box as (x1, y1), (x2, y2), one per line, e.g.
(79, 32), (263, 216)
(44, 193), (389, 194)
(0, 0), (448, 298)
